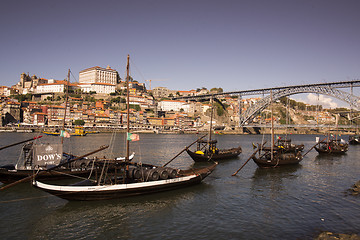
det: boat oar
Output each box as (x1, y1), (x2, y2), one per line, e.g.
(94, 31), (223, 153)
(0, 145), (109, 191)
(0, 136), (42, 151)
(302, 137), (327, 158)
(232, 148), (261, 176)
(162, 134), (207, 167)
(232, 141), (267, 176)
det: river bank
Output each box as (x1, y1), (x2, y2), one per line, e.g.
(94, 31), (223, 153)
(0, 126), (357, 135)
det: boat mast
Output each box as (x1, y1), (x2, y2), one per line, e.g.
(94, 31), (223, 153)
(208, 96), (214, 143)
(61, 69), (70, 144)
(270, 90), (274, 161)
(335, 114), (339, 141)
(125, 55), (130, 161)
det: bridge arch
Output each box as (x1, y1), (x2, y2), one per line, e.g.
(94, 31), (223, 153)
(239, 85), (360, 126)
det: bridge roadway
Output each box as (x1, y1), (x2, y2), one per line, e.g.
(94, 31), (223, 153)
(173, 79), (360, 126)
(173, 79), (360, 100)
(243, 124), (358, 129)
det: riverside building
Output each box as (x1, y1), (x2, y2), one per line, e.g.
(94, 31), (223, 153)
(78, 66), (117, 94)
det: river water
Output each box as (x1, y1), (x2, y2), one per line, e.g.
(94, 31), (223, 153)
(0, 132), (359, 239)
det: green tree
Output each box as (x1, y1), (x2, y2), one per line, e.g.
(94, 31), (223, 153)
(210, 87), (223, 93)
(129, 104), (141, 111)
(214, 102), (225, 116)
(13, 93), (32, 102)
(74, 119), (85, 126)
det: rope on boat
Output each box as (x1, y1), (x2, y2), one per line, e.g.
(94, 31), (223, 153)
(50, 169), (92, 181)
(98, 157), (108, 185)
(108, 130), (117, 158)
(15, 144), (27, 168)
(87, 159), (96, 179)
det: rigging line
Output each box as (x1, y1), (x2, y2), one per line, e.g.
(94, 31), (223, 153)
(108, 130), (116, 158)
(87, 159), (96, 179)
(50, 169), (91, 181)
(137, 140), (141, 163)
(98, 158), (108, 185)
(129, 58), (146, 82)
(69, 70), (78, 82)
(15, 143), (27, 168)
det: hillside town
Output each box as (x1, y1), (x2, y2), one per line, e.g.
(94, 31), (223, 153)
(0, 65), (355, 133)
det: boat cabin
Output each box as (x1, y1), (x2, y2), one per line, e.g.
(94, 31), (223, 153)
(195, 139), (219, 155)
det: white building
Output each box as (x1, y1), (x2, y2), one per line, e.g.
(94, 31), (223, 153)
(0, 86), (17, 96)
(201, 103), (211, 113)
(79, 66), (117, 85)
(36, 79), (67, 93)
(159, 100), (188, 112)
(79, 82), (115, 94)
(78, 66), (117, 94)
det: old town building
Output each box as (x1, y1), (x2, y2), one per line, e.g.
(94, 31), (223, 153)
(78, 66), (117, 94)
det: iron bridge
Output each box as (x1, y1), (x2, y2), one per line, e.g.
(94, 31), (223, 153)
(173, 80), (360, 126)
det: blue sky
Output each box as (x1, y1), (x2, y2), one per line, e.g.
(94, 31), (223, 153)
(1, 0), (359, 107)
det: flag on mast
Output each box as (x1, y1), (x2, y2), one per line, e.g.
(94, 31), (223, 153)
(60, 130), (71, 138)
(127, 133), (139, 141)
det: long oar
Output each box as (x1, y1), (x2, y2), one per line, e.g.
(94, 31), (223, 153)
(232, 141), (267, 176)
(302, 137), (327, 158)
(0, 136), (42, 151)
(162, 134), (207, 167)
(0, 145), (109, 191)
(232, 148), (260, 176)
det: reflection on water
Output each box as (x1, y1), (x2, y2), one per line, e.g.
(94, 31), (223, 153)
(251, 165), (301, 197)
(0, 133), (359, 240)
(28, 183), (208, 239)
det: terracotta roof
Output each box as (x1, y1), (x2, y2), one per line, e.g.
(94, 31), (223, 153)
(37, 80), (77, 87)
(48, 105), (65, 109)
(160, 100), (186, 103)
(6, 101), (20, 105)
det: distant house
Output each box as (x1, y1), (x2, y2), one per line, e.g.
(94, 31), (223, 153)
(147, 117), (176, 126)
(0, 86), (18, 96)
(36, 79), (78, 94)
(33, 112), (47, 125)
(177, 90), (195, 97)
(152, 87), (171, 98)
(159, 100), (187, 112)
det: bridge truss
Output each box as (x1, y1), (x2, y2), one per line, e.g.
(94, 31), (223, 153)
(173, 80), (360, 126)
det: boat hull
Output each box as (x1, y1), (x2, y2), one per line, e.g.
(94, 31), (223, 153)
(186, 147), (242, 162)
(0, 167), (92, 184)
(314, 147), (348, 154)
(349, 139), (360, 145)
(33, 163), (217, 201)
(43, 132), (87, 136)
(252, 152), (302, 168)
(348, 136), (360, 145)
